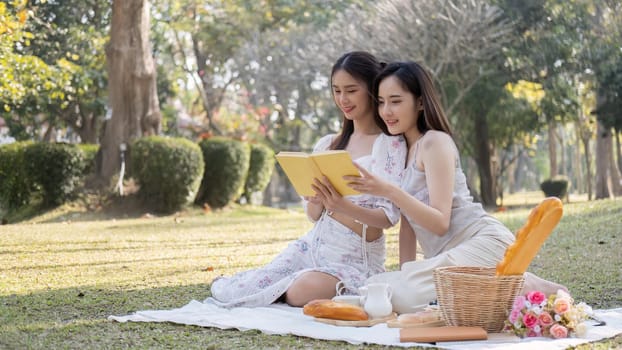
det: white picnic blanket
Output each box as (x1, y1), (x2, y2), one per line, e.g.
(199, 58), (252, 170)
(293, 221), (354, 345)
(109, 301), (622, 349)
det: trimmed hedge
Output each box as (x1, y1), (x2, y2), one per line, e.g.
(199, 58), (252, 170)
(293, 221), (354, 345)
(130, 136), (204, 213)
(77, 143), (99, 176)
(195, 137), (250, 209)
(24, 142), (85, 206)
(0, 141), (33, 209)
(242, 143), (275, 204)
(540, 176), (570, 199)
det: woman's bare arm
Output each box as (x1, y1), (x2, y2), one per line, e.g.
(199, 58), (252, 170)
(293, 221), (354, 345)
(399, 215), (417, 266)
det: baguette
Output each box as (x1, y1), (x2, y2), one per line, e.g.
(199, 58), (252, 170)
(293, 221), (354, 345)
(496, 197), (563, 276)
(303, 299), (369, 321)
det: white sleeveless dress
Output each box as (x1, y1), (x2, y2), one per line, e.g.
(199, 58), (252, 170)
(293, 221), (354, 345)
(206, 133), (407, 308)
(367, 134), (515, 313)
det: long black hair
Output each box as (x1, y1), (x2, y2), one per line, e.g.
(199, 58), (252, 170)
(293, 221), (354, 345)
(373, 61), (452, 137)
(329, 51), (388, 150)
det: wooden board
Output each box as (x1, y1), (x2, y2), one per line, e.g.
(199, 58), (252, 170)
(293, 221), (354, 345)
(386, 319), (446, 328)
(400, 326), (487, 343)
(314, 313), (397, 327)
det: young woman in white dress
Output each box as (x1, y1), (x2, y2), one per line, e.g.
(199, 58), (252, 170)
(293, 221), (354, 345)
(207, 52), (407, 308)
(347, 61), (566, 313)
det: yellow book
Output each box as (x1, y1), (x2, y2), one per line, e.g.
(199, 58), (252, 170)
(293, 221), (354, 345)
(275, 150), (361, 197)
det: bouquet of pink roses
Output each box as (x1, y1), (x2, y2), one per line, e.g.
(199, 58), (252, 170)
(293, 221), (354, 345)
(505, 289), (593, 338)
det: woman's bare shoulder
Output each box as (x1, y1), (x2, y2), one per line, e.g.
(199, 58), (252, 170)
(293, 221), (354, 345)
(421, 130), (454, 149)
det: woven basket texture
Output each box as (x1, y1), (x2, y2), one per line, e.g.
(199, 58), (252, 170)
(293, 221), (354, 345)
(433, 266), (524, 332)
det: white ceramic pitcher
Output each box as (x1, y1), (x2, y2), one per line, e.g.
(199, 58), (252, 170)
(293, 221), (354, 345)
(360, 283), (393, 319)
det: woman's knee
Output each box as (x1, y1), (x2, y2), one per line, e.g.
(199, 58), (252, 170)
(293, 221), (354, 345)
(284, 280), (313, 306)
(284, 272), (338, 307)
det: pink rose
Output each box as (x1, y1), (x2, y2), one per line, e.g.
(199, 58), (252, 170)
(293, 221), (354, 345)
(523, 312), (538, 328)
(554, 298), (571, 314)
(526, 329), (541, 337)
(513, 295), (526, 310)
(509, 308), (522, 323)
(550, 324), (569, 338)
(538, 311), (554, 327)
(527, 291), (547, 305)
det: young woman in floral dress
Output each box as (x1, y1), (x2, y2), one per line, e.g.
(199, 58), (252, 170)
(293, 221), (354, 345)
(206, 52), (407, 308)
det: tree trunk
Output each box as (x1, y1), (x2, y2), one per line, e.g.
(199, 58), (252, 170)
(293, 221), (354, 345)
(43, 124), (55, 142)
(473, 114), (496, 207)
(616, 129), (622, 174)
(99, 0), (161, 181)
(190, 32), (228, 137)
(559, 125), (566, 175)
(513, 151), (529, 193)
(75, 113), (100, 144)
(578, 111), (593, 200)
(262, 171), (279, 207)
(547, 118), (558, 178)
(464, 156), (482, 203)
(491, 147), (501, 205)
(291, 86), (307, 151)
(59, 105), (100, 144)
(595, 120), (611, 199)
(610, 139), (622, 196)
(191, 39), (221, 136)
(581, 135), (592, 200)
(505, 146), (516, 195)
(573, 124), (584, 196)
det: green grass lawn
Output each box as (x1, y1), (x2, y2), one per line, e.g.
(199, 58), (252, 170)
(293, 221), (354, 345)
(1, 197), (621, 349)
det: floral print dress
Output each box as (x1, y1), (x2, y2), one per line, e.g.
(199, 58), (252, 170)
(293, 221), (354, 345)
(206, 133), (407, 308)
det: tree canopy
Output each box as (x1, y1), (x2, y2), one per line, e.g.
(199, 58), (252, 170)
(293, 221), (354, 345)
(1, 0), (620, 204)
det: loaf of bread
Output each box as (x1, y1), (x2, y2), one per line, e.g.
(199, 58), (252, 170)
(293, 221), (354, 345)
(397, 309), (441, 325)
(303, 299), (369, 321)
(496, 197), (563, 276)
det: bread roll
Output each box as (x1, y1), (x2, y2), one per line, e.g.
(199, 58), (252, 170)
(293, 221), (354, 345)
(303, 299), (369, 321)
(496, 197), (563, 276)
(397, 309), (441, 324)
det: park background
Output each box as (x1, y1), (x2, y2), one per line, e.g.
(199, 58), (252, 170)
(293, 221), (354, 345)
(1, 0), (621, 215)
(1, 1), (621, 349)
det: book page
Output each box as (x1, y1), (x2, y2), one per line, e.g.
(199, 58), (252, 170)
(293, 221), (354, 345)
(310, 151), (360, 196)
(275, 152), (323, 197)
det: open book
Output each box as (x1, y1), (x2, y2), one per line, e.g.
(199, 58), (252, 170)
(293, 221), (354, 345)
(275, 150), (361, 197)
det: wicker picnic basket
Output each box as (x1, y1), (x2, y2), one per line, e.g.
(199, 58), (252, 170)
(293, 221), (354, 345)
(433, 266), (524, 333)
